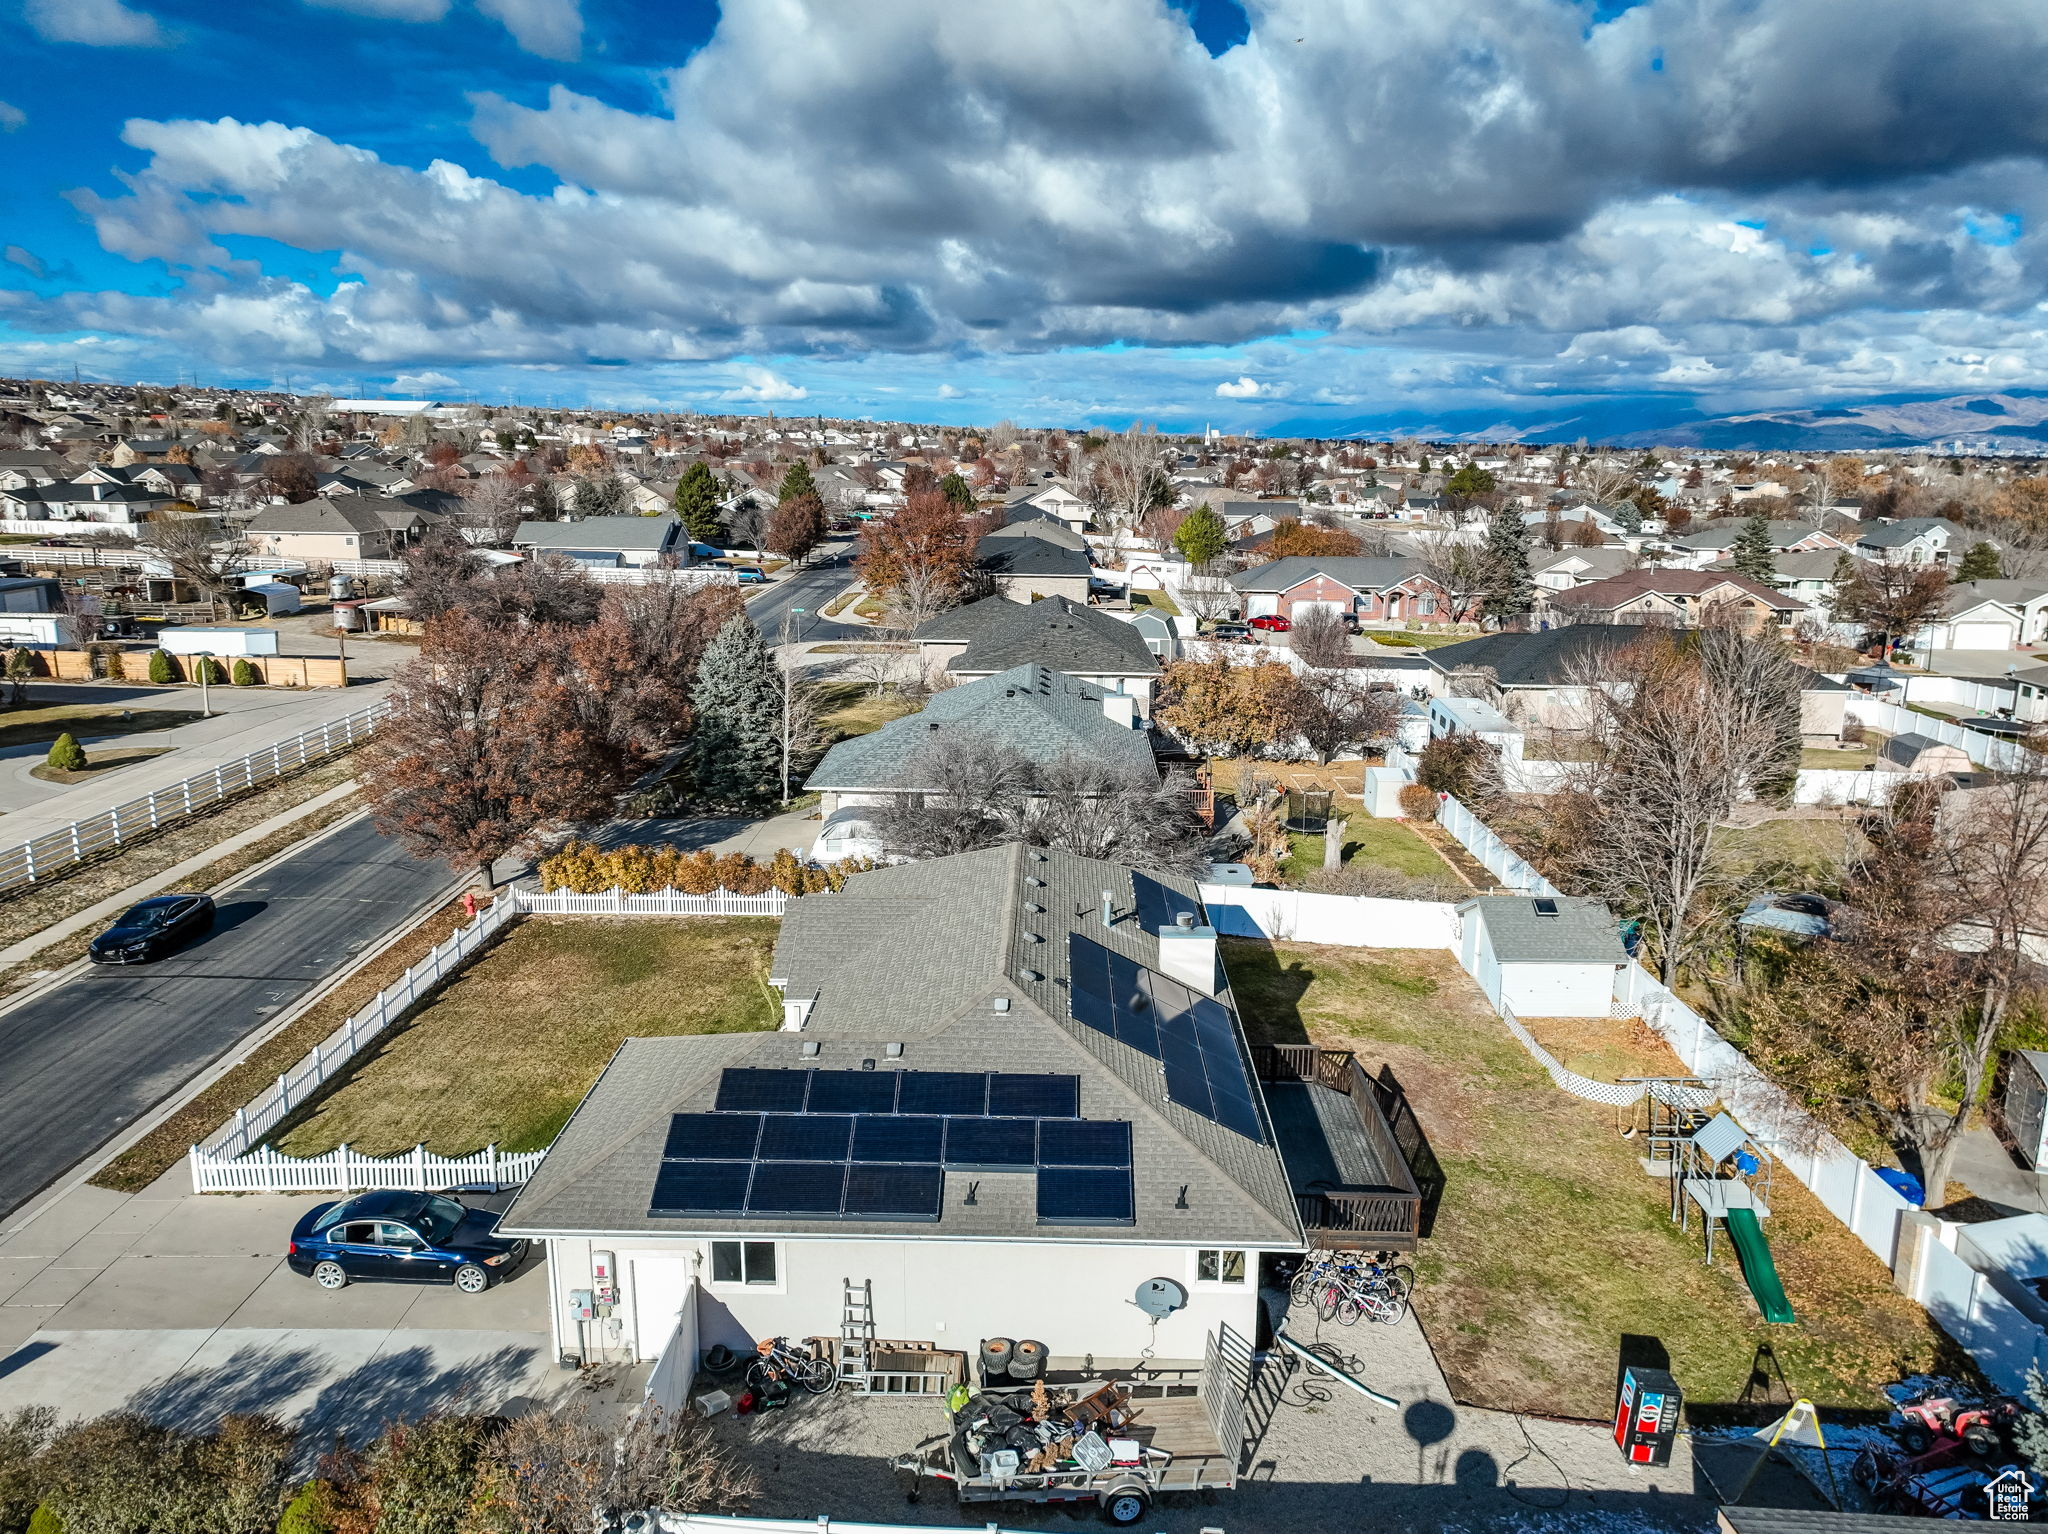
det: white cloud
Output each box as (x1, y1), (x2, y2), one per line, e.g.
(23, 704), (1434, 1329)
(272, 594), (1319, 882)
(0, 102), (25, 132)
(1215, 376), (1263, 398)
(302, 0), (450, 18)
(723, 367), (807, 402)
(24, 0), (165, 45)
(3, 248), (47, 278)
(934, 383), (963, 398)
(475, 0), (580, 59)
(393, 369), (460, 392)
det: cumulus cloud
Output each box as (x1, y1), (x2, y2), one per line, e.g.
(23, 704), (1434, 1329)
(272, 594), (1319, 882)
(475, 0), (580, 59)
(723, 367), (807, 402)
(1216, 376), (1263, 397)
(24, 0), (165, 46)
(0, 102), (25, 132)
(393, 369), (460, 392)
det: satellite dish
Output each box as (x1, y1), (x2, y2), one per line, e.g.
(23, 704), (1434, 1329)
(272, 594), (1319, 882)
(1133, 1277), (1188, 1319)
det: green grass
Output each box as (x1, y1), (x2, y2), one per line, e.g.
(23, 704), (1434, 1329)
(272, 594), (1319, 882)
(1280, 814), (1460, 885)
(1221, 938), (1970, 1419)
(1130, 588), (1181, 616)
(1359, 629), (1473, 650)
(0, 703), (203, 750)
(1799, 741), (1882, 769)
(274, 917), (780, 1157)
(811, 679), (922, 741)
(1717, 817), (1865, 887)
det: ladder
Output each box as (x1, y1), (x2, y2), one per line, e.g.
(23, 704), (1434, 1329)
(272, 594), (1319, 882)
(837, 1277), (875, 1392)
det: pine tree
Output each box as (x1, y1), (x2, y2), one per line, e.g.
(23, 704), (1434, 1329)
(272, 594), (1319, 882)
(689, 616), (787, 806)
(1956, 541), (2005, 582)
(1478, 505), (1535, 623)
(1173, 503), (1228, 566)
(776, 461), (817, 504)
(939, 471), (976, 511)
(673, 461), (724, 542)
(147, 648), (175, 685)
(46, 733), (86, 772)
(1730, 512), (1778, 582)
(231, 658), (257, 686)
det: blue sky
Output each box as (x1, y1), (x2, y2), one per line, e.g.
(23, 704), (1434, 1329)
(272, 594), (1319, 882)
(5, 0), (2048, 437)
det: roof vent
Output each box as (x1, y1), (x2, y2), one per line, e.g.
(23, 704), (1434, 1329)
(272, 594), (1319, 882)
(860, 1058), (876, 1070)
(929, 721), (940, 731)
(1020, 968), (1042, 982)
(1023, 931), (1044, 944)
(992, 996), (1011, 1014)
(1101, 890), (1115, 927)
(1176, 911), (1196, 929)
(1023, 902), (1043, 914)
(885, 1041), (904, 1058)
(1533, 897), (1560, 917)
(1029, 851), (1047, 862)
(1025, 876), (1045, 888)
(800, 1040), (821, 1057)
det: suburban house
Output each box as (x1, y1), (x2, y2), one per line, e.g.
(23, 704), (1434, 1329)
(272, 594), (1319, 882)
(1530, 546), (1636, 592)
(1706, 548), (1845, 616)
(0, 480), (167, 529)
(1854, 517), (1986, 567)
(510, 514), (689, 568)
(1227, 555), (1450, 625)
(1009, 482), (1094, 534)
(805, 663), (1158, 860)
(1546, 568), (1800, 632)
(913, 595), (1162, 718)
(243, 494), (438, 562)
(975, 514), (1093, 603)
(1913, 580), (2048, 651)
(1457, 896), (1625, 1018)
(1652, 519), (1846, 571)
(497, 847), (1419, 1371)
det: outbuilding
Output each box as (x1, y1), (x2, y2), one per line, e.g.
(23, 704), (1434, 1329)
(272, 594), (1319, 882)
(1457, 895), (1625, 1018)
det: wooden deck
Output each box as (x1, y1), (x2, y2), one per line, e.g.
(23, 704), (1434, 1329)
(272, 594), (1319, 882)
(1255, 1045), (1423, 1250)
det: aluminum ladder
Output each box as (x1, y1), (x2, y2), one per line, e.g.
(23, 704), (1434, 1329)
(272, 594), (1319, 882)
(837, 1277), (875, 1392)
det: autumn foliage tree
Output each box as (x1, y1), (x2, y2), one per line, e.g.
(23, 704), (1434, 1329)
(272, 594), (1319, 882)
(855, 488), (983, 628)
(767, 491), (828, 564)
(1268, 519), (1361, 558)
(1155, 656), (1302, 757)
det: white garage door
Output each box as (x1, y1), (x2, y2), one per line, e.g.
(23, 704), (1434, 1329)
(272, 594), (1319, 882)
(1951, 620), (2017, 650)
(1503, 964), (1605, 1018)
(1293, 600), (1345, 619)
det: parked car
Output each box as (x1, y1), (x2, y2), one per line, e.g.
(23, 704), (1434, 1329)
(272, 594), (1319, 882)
(730, 565), (769, 584)
(88, 893), (214, 964)
(1205, 621), (1251, 642)
(1249, 614), (1292, 632)
(1088, 573), (1126, 594)
(287, 1190), (526, 1294)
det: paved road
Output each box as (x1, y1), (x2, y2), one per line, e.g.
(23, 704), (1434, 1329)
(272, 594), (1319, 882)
(0, 815), (453, 1219)
(744, 542), (863, 644)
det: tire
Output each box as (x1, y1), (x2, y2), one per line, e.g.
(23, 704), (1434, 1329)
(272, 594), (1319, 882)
(1898, 1424), (1933, 1456)
(1100, 1487), (1150, 1526)
(453, 1263), (490, 1294)
(745, 1361), (773, 1391)
(797, 1356), (837, 1394)
(1334, 1294), (1363, 1327)
(313, 1260), (349, 1291)
(1962, 1422), (1999, 1457)
(1317, 1284), (1342, 1324)
(1289, 1272), (1315, 1307)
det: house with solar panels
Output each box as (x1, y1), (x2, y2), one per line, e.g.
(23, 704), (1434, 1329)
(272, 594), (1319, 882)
(498, 844), (1422, 1378)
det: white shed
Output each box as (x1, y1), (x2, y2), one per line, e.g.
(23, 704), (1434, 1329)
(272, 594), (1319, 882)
(1458, 895), (1625, 1018)
(157, 626), (281, 658)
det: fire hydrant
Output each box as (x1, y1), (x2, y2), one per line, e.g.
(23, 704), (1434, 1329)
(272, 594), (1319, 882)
(463, 891), (479, 919)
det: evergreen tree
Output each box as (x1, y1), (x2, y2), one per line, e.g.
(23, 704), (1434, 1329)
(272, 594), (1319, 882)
(231, 658), (257, 686)
(147, 649), (175, 685)
(938, 471), (976, 512)
(1173, 503), (1228, 566)
(1444, 463), (1496, 500)
(1730, 511), (1778, 582)
(46, 733), (86, 772)
(1956, 541), (2005, 582)
(777, 461), (817, 504)
(673, 461), (724, 542)
(1477, 505), (1535, 624)
(689, 616), (787, 806)
(1611, 497), (1644, 536)
(573, 473), (628, 517)
(1417, 454), (1431, 473)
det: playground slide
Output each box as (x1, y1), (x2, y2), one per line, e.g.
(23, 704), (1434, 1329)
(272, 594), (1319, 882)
(1725, 1207), (1796, 1324)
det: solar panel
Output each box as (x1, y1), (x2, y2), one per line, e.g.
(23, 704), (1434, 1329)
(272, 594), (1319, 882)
(944, 1116), (1037, 1168)
(1131, 871), (1194, 934)
(664, 1113), (761, 1160)
(806, 1069), (900, 1115)
(1038, 1118), (1132, 1168)
(898, 1071), (988, 1117)
(715, 1068), (809, 1113)
(756, 1113), (853, 1161)
(1037, 1166), (1135, 1225)
(650, 1160), (752, 1214)
(851, 1114), (945, 1164)
(988, 1073), (1079, 1119)
(1067, 935), (1112, 999)
(746, 1161), (848, 1215)
(843, 1164), (944, 1219)
(1207, 1080), (1266, 1141)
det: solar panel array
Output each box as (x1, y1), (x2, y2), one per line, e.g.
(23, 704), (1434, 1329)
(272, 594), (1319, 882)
(649, 1069), (1134, 1225)
(1066, 934), (1266, 1142)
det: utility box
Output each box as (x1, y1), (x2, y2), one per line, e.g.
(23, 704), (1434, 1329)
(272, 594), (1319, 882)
(2004, 1051), (2048, 1171)
(1614, 1365), (1681, 1467)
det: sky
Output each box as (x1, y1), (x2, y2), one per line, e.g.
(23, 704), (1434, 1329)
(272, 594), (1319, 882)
(4, 0), (2048, 437)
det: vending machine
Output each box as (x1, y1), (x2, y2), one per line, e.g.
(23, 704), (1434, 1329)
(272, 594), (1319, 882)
(1614, 1365), (1682, 1467)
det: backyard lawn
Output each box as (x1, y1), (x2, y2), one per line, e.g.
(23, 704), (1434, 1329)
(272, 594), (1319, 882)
(1221, 938), (1965, 1420)
(1717, 815), (1866, 887)
(1282, 813), (1460, 884)
(275, 916), (779, 1158)
(811, 679), (922, 741)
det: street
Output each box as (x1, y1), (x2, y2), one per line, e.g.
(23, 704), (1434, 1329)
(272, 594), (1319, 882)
(743, 541), (862, 643)
(0, 815), (453, 1219)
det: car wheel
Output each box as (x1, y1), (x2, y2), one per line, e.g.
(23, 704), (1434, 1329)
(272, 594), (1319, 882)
(454, 1263), (490, 1294)
(313, 1261), (349, 1290)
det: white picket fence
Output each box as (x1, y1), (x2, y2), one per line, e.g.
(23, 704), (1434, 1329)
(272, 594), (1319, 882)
(190, 1142), (547, 1195)
(516, 887), (790, 916)
(0, 702), (385, 896)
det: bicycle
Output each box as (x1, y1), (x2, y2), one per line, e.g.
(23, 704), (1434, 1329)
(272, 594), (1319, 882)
(747, 1336), (836, 1395)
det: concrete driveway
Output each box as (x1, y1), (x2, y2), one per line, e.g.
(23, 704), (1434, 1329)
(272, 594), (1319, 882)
(0, 1171), (562, 1443)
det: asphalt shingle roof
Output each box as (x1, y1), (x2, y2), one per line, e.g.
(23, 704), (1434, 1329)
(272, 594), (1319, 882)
(1228, 555), (1426, 594)
(245, 494), (426, 536)
(513, 515), (681, 552)
(1460, 895), (1623, 964)
(944, 595), (1159, 677)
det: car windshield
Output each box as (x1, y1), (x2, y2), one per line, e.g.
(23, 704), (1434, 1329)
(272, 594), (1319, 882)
(123, 904), (175, 929)
(416, 1195), (468, 1243)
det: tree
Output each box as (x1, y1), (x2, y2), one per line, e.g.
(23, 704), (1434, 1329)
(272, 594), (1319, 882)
(1269, 519), (1361, 558)
(1172, 503), (1228, 566)
(231, 658), (256, 686)
(1956, 541), (2005, 582)
(1729, 511), (1778, 582)
(766, 491), (827, 565)
(1287, 670), (1401, 764)
(573, 473), (629, 517)
(1155, 656), (1301, 757)
(1414, 733), (1501, 805)
(46, 733), (86, 772)
(147, 648), (175, 684)
(776, 461), (818, 505)
(855, 489), (979, 629)
(937, 471), (976, 512)
(259, 452), (319, 503)
(1095, 424), (1172, 528)
(400, 527), (487, 622)
(1829, 555), (1951, 654)
(689, 616), (788, 806)
(1443, 463), (1496, 505)
(1475, 504), (1535, 625)
(457, 472), (526, 542)
(1407, 532), (1488, 622)
(673, 461), (724, 542)
(136, 518), (239, 609)
(1290, 606), (1352, 670)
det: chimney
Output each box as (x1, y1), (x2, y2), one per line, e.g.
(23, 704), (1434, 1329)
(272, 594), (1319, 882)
(1157, 909), (1219, 995)
(1100, 693), (1138, 729)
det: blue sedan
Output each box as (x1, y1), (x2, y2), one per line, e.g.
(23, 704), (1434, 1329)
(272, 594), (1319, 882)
(287, 1189), (526, 1294)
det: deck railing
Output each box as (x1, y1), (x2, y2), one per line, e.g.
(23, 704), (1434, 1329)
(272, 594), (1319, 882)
(1254, 1044), (1423, 1249)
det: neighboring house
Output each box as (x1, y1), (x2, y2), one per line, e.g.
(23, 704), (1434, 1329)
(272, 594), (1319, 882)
(1702, 548), (1845, 616)
(1457, 896), (1625, 1018)
(1227, 555), (1450, 625)
(1914, 581), (2048, 651)
(804, 663), (1157, 859)
(1547, 568), (1800, 632)
(1530, 546), (1636, 592)
(0, 481), (166, 527)
(914, 595), (1162, 717)
(1875, 733), (1974, 778)
(1651, 519), (1846, 571)
(975, 516), (1093, 603)
(497, 845), (1408, 1370)
(510, 515), (688, 568)
(243, 495), (436, 561)
(1855, 517), (1986, 567)
(1011, 482), (1094, 534)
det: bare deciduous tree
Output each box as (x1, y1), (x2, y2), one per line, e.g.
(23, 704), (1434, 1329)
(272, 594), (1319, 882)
(1291, 607), (1353, 670)
(136, 517), (240, 609)
(1095, 423), (1171, 529)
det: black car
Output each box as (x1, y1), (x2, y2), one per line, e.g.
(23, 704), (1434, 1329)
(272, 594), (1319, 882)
(288, 1189), (526, 1294)
(88, 893), (214, 964)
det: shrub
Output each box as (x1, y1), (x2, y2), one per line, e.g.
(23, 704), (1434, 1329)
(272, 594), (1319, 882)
(45, 734), (86, 773)
(4, 648), (35, 681)
(359, 1415), (498, 1534)
(1397, 782), (1439, 821)
(1373, 633), (1420, 648)
(24, 1508), (59, 1534)
(147, 649), (176, 685)
(272, 1481), (330, 1534)
(0, 1407), (57, 1534)
(536, 840), (872, 898)
(231, 658), (257, 687)
(1415, 733), (1502, 806)
(196, 656), (228, 687)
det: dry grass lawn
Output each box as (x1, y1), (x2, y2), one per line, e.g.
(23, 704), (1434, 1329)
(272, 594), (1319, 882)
(812, 680), (922, 741)
(0, 702), (203, 750)
(274, 915), (779, 1158)
(1222, 937), (1966, 1420)
(31, 744), (171, 784)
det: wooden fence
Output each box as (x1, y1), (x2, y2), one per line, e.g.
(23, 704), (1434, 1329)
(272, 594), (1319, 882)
(29, 648), (347, 688)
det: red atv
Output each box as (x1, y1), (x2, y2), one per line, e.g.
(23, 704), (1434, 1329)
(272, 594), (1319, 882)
(1892, 1396), (2024, 1458)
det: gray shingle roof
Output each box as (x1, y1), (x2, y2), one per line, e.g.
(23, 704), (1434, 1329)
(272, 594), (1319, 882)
(1855, 517), (1978, 549)
(499, 844), (1301, 1247)
(941, 595), (1159, 677)
(1459, 895), (1622, 964)
(513, 515), (681, 552)
(1228, 555), (1426, 594)
(805, 664), (1157, 793)
(976, 527), (1092, 580)
(244, 494), (424, 535)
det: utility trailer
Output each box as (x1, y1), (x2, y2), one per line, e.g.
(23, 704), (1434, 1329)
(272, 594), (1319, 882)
(891, 1326), (1246, 1526)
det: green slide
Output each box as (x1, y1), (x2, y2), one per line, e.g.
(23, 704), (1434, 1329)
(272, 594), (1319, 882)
(1725, 1207), (1796, 1324)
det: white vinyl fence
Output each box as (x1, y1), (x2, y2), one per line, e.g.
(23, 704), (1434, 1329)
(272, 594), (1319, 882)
(1435, 794), (1560, 895)
(1846, 695), (2032, 771)
(516, 888), (791, 916)
(191, 1143), (546, 1195)
(1198, 884), (1460, 948)
(0, 702), (385, 896)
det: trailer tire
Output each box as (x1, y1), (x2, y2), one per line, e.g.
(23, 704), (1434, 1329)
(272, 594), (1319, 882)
(1100, 1486), (1150, 1525)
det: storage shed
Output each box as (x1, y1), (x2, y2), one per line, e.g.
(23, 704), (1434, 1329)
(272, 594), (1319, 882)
(2003, 1050), (2048, 1172)
(1457, 895), (1625, 1018)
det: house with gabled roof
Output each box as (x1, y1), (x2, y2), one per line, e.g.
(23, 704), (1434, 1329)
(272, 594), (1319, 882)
(1547, 567), (1800, 633)
(975, 515), (1093, 603)
(244, 494), (438, 561)
(499, 845), (1420, 1371)
(1855, 517), (1987, 568)
(1227, 555), (1450, 625)
(914, 595), (1161, 717)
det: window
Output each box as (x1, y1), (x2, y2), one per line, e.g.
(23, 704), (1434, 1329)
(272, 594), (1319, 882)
(710, 1241), (777, 1286)
(1196, 1249), (1246, 1285)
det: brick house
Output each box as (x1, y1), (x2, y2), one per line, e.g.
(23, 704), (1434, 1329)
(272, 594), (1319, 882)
(1227, 555), (1452, 624)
